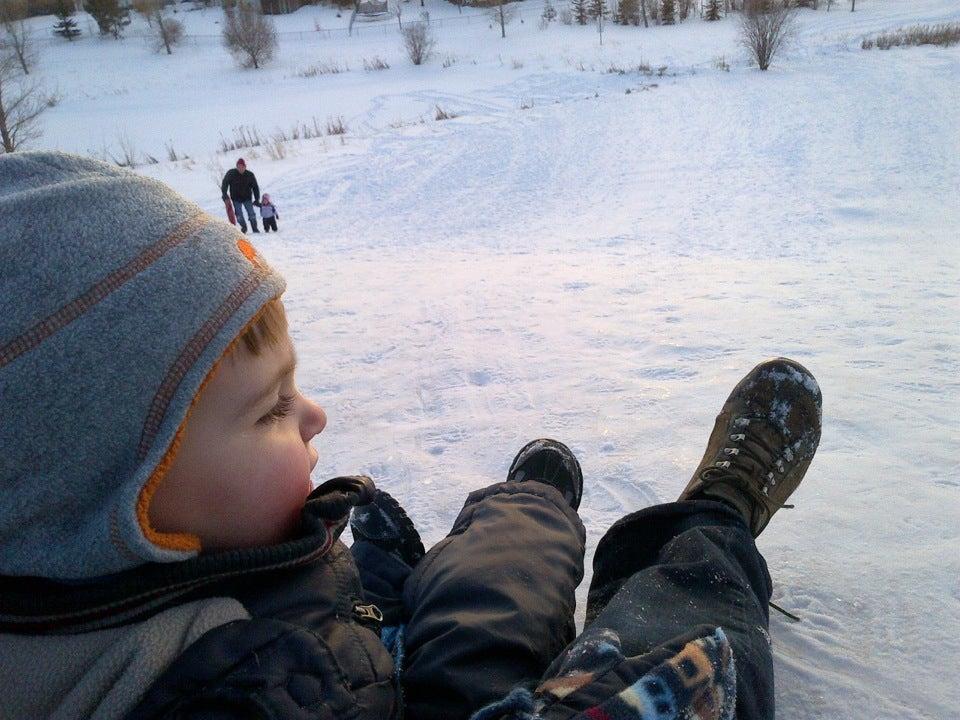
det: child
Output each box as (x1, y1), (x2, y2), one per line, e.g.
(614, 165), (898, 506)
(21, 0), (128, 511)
(1, 152), (821, 720)
(259, 192), (279, 232)
(0, 152), (583, 720)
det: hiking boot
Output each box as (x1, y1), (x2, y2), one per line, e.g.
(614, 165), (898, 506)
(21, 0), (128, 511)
(350, 489), (425, 566)
(678, 358), (822, 537)
(507, 438), (583, 511)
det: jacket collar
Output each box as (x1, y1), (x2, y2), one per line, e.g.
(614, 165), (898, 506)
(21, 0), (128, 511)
(0, 476), (375, 634)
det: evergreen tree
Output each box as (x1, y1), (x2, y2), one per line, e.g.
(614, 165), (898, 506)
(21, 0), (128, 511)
(614, 0), (637, 25)
(571, 0), (589, 24)
(588, 0), (608, 20)
(660, 0), (675, 24)
(86, 0), (131, 39)
(704, 0), (721, 20)
(589, 0), (608, 42)
(52, 0), (81, 40)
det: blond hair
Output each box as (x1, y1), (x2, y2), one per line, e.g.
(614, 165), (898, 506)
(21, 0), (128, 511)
(240, 297), (287, 355)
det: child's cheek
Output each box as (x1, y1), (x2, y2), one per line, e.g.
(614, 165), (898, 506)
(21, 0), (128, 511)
(270, 445), (313, 513)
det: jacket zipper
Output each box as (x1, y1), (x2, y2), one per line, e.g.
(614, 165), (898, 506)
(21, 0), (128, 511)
(352, 602), (384, 630)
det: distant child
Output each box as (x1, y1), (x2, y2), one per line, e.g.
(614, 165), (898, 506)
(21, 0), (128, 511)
(259, 192), (279, 232)
(0, 152), (822, 720)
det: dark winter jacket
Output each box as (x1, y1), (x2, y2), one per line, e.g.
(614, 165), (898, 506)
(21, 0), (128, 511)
(221, 168), (260, 203)
(0, 477), (398, 720)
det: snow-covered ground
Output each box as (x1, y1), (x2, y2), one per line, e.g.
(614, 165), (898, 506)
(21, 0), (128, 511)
(23, 1), (960, 717)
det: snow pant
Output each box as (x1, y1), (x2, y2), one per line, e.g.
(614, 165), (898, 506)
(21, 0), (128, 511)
(353, 482), (585, 720)
(352, 489), (773, 720)
(262, 216), (278, 232)
(553, 499), (775, 720)
(231, 199), (257, 231)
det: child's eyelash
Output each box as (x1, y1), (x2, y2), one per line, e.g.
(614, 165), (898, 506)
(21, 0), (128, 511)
(259, 394), (295, 424)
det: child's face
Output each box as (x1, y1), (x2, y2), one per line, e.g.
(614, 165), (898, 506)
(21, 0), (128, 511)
(148, 331), (327, 550)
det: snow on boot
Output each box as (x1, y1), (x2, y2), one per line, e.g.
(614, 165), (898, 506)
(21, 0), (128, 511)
(350, 489), (425, 566)
(678, 357), (822, 537)
(251, 219), (260, 233)
(507, 438), (583, 511)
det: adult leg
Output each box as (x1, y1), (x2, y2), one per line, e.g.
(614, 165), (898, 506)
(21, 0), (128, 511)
(242, 200), (258, 232)
(232, 199), (246, 232)
(402, 481), (585, 720)
(560, 499), (773, 720)
(544, 358), (822, 720)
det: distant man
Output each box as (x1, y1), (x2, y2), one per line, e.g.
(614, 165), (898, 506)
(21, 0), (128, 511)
(221, 158), (261, 233)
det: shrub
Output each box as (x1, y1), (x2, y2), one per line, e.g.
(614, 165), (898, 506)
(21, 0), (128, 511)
(401, 21), (435, 66)
(0, 53), (54, 151)
(218, 125), (262, 152)
(541, 0), (557, 23)
(86, 0), (131, 38)
(325, 116), (347, 135)
(362, 56), (390, 71)
(861, 23), (960, 50)
(222, 2), (277, 69)
(153, 16), (184, 54)
(739, 0), (795, 71)
(297, 60), (348, 76)
(265, 134), (286, 160)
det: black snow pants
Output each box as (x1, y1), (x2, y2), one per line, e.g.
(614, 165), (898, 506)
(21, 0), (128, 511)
(263, 217), (278, 232)
(352, 486), (773, 720)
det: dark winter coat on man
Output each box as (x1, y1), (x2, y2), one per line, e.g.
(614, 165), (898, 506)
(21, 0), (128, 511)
(220, 167), (260, 203)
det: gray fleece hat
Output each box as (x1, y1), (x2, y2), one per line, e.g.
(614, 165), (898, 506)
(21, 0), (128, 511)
(0, 152), (286, 579)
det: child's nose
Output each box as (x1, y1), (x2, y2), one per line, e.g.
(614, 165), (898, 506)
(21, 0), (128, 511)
(301, 397), (327, 441)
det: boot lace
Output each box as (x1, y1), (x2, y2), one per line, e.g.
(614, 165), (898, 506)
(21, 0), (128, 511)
(696, 416), (795, 530)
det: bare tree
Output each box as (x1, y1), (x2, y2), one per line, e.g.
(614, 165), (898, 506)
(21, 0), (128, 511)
(1, 1), (36, 75)
(86, 0), (131, 38)
(739, 0), (795, 70)
(132, 0), (184, 54)
(154, 14), (184, 54)
(638, 0), (649, 26)
(489, 0), (517, 38)
(131, 0), (155, 26)
(401, 20), (434, 64)
(222, 2), (277, 69)
(0, 53), (55, 152)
